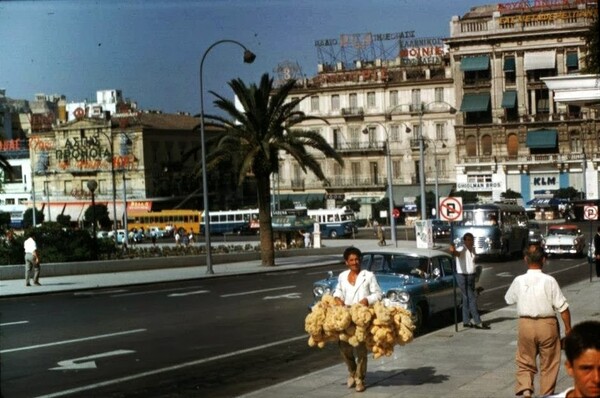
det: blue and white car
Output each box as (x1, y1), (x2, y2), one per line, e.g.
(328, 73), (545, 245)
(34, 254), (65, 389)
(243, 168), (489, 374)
(312, 248), (459, 331)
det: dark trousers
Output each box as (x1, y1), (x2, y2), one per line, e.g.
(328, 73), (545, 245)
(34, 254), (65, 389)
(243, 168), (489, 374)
(456, 273), (482, 325)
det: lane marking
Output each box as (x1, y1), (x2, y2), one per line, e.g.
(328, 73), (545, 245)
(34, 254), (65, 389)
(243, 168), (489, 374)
(35, 335), (307, 398)
(73, 289), (128, 296)
(263, 293), (302, 300)
(0, 320), (29, 327)
(112, 287), (202, 297)
(50, 350), (135, 370)
(1, 329), (146, 354)
(168, 290), (210, 297)
(220, 285), (295, 298)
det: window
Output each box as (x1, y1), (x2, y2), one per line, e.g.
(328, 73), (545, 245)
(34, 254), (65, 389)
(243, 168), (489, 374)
(390, 125), (400, 141)
(367, 91), (376, 108)
(437, 158), (447, 178)
(349, 126), (360, 143)
(570, 131), (582, 153)
(412, 124), (421, 141)
(6, 198), (15, 205)
(366, 126), (376, 147)
(19, 197), (28, 204)
(411, 89), (421, 110)
(566, 51), (579, 74)
(435, 123), (445, 140)
(507, 134), (519, 157)
(351, 162), (361, 176)
(389, 90), (398, 107)
(481, 134), (492, 156)
(349, 93), (358, 108)
(310, 96), (319, 112)
(504, 55), (516, 85)
(466, 136), (477, 157)
(392, 159), (401, 178)
(330, 94), (340, 111)
(4, 165), (23, 182)
(434, 87), (444, 103)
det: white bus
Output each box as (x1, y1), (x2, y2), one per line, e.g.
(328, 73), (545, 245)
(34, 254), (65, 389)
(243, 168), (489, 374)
(307, 207), (356, 238)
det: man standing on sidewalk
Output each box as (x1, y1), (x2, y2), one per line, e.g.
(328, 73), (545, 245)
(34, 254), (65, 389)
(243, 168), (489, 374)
(449, 232), (489, 329)
(505, 243), (572, 397)
(24, 232), (41, 286)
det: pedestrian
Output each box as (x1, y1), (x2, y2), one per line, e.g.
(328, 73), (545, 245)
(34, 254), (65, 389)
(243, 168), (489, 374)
(546, 320), (600, 398)
(175, 231), (181, 247)
(189, 229), (195, 245)
(594, 226), (600, 278)
(504, 243), (572, 398)
(449, 232), (490, 329)
(376, 224), (386, 246)
(333, 246), (382, 393)
(24, 231), (41, 286)
(151, 230), (157, 246)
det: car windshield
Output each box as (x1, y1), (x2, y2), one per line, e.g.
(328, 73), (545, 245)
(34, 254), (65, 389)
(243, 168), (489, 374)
(361, 253), (428, 277)
(550, 228), (577, 236)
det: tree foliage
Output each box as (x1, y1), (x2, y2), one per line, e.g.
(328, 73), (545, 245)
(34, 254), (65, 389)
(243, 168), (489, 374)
(23, 208), (44, 228)
(553, 187), (582, 201)
(207, 73), (343, 266)
(501, 189), (522, 199)
(583, 16), (599, 74)
(83, 204), (111, 229)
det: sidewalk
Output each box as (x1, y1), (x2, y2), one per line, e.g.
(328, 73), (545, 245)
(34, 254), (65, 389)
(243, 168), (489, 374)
(240, 279), (599, 398)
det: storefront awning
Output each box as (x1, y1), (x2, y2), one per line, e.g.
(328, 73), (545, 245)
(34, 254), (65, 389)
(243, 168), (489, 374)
(501, 91), (517, 108)
(460, 93), (491, 112)
(524, 51), (556, 71)
(526, 129), (558, 149)
(526, 197), (568, 208)
(503, 57), (516, 72)
(460, 55), (490, 72)
(390, 184), (454, 205)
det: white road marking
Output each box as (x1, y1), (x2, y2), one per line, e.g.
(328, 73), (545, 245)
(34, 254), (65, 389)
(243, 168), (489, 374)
(112, 287), (201, 297)
(36, 335), (307, 398)
(1, 329), (146, 354)
(220, 285), (295, 298)
(73, 289), (128, 296)
(168, 290), (210, 297)
(263, 293), (302, 300)
(50, 350), (135, 371)
(0, 320), (29, 327)
(496, 272), (514, 278)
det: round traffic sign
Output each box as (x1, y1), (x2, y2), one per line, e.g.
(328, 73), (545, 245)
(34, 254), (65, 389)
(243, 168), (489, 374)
(583, 205), (598, 220)
(439, 197), (463, 222)
(392, 208), (400, 218)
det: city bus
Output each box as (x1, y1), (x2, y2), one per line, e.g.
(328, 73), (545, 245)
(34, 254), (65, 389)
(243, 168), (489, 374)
(200, 208), (259, 235)
(451, 202), (529, 258)
(127, 209), (202, 235)
(307, 207), (356, 238)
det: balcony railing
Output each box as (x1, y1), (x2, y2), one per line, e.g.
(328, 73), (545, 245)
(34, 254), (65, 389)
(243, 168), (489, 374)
(341, 107), (364, 120)
(334, 141), (385, 153)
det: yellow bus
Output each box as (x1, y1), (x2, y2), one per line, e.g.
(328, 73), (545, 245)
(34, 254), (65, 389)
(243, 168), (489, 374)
(127, 209), (202, 235)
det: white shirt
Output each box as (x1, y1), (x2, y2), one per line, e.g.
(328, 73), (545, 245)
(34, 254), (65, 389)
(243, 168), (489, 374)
(455, 247), (477, 274)
(24, 237), (37, 254)
(545, 387), (574, 398)
(333, 270), (382, 306)
(504, 269), (569, 317)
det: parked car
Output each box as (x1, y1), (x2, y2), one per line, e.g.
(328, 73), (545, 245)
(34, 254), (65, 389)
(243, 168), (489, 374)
(312, 248), (458, 331)
(543, 224), (585, 257)
(431, 220), (451, 239)
(148, 226), (167, 239)
(107, 229), (126, 244)
(528, 221), (544, 245)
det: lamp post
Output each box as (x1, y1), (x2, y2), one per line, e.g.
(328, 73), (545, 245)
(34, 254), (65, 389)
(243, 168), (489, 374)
(99, 130), (119, 242)
(199, 39), (256, 274)
(120, 133), (133, 247)
(87, 179), (98, 260)
(362, 123), (397, 247)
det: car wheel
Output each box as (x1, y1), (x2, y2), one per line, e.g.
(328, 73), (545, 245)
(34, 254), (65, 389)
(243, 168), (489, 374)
(329, 230), (338, 239)
(412, 303), (426, 332)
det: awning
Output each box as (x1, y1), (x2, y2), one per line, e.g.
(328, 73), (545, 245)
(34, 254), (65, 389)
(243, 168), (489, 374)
(566, 52), (578, 68)
(503, 57), (516, 72)
(460, 92), (491, 112)
(524, 51), (556, 71)
(60, 203), (86, 222)
(526, 129), (558, 149)
(460, 55), (490, 72)
(501, 91), (517, 108)
(526, 197), (568, 208)
(390, 184), (454, 205)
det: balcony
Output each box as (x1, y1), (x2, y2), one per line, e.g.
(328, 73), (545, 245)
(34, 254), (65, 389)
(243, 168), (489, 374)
(341, 107), (364, 121)
(327, 176), (387, 190)
(334, 140), (385, 154)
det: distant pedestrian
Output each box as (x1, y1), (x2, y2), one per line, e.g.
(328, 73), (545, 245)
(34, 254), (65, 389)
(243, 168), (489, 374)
(189, 229), (194, 244)
(175, 231), (181, 247)
(24, 232), (41, 286)
(504, 243), (572, 398)
(151, 231), (157, 246)
(449, 232), (489, 329)
(594, 226), (600, 277)
(376, 224), (386, 246)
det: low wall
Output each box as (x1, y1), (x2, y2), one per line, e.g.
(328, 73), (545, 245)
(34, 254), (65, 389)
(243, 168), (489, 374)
(0, 246), (343, 280)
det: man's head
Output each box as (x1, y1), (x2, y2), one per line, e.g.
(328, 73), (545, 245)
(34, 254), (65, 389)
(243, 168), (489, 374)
(563, 320), (600, 398)
(523, 243), (546, 268)
(462, 233), (474, 250)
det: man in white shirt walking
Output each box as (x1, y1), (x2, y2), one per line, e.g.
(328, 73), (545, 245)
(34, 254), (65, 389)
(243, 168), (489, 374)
(505, 243), (572, 398)
(24, 232), (41, 286)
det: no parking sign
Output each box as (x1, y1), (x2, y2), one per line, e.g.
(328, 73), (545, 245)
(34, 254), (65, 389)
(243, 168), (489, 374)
(439, 197), (463, 222)
(583, 205), (598, 220)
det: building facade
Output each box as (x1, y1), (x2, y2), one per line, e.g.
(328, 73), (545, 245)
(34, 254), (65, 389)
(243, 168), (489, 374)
(446, 1), (599, 206)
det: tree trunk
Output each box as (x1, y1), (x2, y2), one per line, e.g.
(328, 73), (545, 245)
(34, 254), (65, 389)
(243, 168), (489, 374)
(256, 173), (275, 266)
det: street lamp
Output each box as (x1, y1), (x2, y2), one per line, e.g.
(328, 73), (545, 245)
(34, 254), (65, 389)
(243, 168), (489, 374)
(362, 122), (409, 248)
(87, 179), (98, 260)
(199, 39), (256, 274)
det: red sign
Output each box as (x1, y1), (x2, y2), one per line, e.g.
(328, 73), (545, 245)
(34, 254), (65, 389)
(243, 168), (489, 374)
(439, 197), (463, 222)
(392, 208), (401, 218)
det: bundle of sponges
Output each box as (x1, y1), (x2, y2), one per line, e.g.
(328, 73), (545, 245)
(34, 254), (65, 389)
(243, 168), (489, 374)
(305, 294), (415, 358)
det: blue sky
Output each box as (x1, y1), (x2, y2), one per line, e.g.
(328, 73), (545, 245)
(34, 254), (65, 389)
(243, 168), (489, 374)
(0, 0), (489, 114)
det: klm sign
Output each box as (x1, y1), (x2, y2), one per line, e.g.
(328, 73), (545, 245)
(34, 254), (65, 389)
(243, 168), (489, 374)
(531, 175), (559, 191)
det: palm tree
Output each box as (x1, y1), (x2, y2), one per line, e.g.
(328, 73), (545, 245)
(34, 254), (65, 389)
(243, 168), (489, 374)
(207, 73), (343, 266)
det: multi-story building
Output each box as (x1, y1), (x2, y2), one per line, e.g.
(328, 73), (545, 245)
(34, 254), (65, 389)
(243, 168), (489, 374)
(446, 1), (598, 205)
(281, 34), (458, 221)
